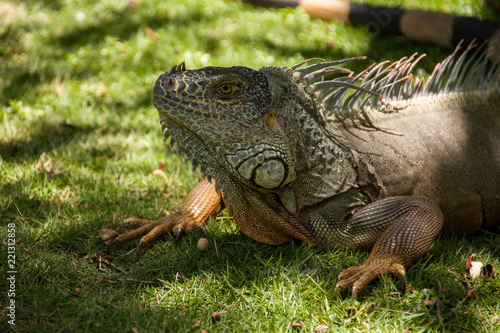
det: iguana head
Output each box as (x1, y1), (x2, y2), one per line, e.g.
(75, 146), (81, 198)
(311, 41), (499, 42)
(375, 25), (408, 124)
(153, 62), (303, 191)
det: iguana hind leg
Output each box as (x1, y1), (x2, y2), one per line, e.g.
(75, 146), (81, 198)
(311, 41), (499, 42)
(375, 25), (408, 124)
(104, 179), (222, 255)
(333, 196), (444, 299)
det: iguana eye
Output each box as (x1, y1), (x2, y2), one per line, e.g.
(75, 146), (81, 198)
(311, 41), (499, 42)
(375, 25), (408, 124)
(216, 82), (239, 97)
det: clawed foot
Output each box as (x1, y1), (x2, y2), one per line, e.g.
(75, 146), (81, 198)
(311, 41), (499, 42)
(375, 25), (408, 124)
(333, 256), (406, 300)
(98, 179), (222, 255)
(100, 213), (204, 255)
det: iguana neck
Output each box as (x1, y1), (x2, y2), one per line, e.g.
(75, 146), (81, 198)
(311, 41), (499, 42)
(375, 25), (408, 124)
(260, 67), (359, 212)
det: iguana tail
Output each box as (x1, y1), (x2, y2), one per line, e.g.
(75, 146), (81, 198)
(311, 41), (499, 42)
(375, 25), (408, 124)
(246, 0), (500, 62)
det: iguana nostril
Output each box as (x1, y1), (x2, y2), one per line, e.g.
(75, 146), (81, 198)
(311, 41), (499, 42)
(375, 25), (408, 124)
(166, 77), (175, 90)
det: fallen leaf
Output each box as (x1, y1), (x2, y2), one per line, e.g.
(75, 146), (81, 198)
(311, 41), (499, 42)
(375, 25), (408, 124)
(481, 263), (497, 280)
(43, 159), (53, 173)
(127, 0), (138, 9)
(35, 154), (61, 174)
(465, 289), (476, 299)
(292, 321), (304, 329)
(424, 299), (437, 307)
(145, 26), (160, 41)
(315, 325), (329, 332)
(466, 253), (483, 278)
(152, 169), (169, 184)
(35, 156), (43, 170)
(465, 253), (477, 270)
(98, 228), (119, 244)
(173, 273), (190, 281)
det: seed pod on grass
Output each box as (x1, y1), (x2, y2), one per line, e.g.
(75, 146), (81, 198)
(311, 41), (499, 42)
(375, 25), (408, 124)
(211, 312), (221, 324)
(197, 238), (210, 251)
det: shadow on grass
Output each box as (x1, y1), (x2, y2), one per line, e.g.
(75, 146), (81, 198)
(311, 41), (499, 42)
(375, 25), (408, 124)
(32, 212), (500, 332)
(0, 120), (96, 162)
(53, 6), (207, 50)
(18, 0), (63, 11)
(6, 165), (499, 332)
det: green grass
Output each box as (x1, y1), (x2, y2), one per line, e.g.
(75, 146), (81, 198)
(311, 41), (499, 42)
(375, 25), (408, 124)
(1, 0), (499, 331)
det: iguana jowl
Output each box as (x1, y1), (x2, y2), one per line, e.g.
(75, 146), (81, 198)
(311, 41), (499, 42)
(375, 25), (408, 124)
(105, 42), (500, 298)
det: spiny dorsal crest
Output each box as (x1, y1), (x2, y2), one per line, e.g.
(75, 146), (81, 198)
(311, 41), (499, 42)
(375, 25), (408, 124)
(291, 41), (500, 127)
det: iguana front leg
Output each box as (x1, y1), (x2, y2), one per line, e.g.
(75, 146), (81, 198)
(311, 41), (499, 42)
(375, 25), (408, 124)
(104, 179), (222, 255)
(332, 196), (444, 299)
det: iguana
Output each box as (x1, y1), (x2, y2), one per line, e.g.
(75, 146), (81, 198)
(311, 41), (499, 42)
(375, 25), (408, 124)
(103, 41), (500, 298)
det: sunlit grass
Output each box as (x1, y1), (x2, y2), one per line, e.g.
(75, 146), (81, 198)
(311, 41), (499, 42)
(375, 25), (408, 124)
(1, 0), (499, 331)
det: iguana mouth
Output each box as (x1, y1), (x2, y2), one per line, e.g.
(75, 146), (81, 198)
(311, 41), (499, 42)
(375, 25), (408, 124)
(153, 64), (222, 186)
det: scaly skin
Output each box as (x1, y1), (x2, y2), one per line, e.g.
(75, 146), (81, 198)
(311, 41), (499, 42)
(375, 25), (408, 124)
(103, 48), (500, 298)
(108, 179), (222, 255)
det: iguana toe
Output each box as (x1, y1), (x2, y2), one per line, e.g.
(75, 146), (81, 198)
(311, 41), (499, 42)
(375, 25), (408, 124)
(118, 217), (155, 234)
(105, 214), (203, 254)
(106, 218), (164, 253)
(333, 258), (407, 299)
(101, 179), (222, 255)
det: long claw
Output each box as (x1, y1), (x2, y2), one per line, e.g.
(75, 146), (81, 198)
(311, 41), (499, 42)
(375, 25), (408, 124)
(175, 229), (182, 243)
(137, 240), (145, 256)
(352, 287), (358, 300)
(399, 272), (407, 295)
(333, 284), (340, 300)
(107, 238), (119, 253)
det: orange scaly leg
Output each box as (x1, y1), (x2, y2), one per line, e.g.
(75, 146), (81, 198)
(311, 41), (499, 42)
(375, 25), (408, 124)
(103, 179), (222, 255)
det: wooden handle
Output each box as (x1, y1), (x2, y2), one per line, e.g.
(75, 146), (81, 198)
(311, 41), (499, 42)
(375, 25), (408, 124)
(245, 0), (500, 61)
